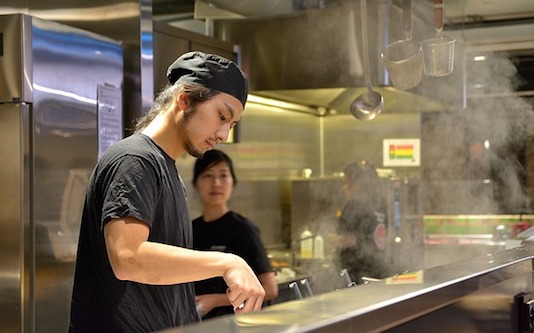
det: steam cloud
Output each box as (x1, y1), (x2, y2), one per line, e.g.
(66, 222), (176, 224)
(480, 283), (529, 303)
(298, 0), (534, 293)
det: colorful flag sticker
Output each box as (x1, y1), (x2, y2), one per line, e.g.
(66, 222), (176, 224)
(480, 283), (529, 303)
(383, 139), (420, 166)
(389, 144), (414, 160)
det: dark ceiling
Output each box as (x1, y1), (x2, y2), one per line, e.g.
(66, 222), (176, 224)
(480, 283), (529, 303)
(152, 0), (195, 17)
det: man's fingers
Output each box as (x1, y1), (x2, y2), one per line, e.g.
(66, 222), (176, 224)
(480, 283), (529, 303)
(226, 287), (245, 308)
(233, 297), (263, 314)
(227, 287), (265, 314)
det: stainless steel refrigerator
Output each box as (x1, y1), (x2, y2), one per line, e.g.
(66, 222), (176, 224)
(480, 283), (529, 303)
(0, 14), (123, 333)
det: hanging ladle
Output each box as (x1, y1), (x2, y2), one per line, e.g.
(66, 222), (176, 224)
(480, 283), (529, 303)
(350, 0), (384, 121)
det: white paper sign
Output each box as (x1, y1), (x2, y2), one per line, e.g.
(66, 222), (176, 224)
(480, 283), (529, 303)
(97, 84), (123, 159)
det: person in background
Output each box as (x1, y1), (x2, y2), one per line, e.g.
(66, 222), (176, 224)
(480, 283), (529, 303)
(69, 51), (265, 333)
(192, 149), (278, 319)
(330, 160), (390, 284)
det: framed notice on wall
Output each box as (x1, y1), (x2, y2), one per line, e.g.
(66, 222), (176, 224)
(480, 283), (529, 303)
(383, 138), (421, 167)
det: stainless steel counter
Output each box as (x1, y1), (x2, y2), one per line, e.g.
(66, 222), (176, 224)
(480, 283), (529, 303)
(161, 244), (534, 333)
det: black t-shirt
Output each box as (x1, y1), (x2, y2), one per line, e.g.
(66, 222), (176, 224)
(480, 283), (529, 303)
(69, 134), (199, 333)
(192, 211), (272, 319)
(336, 197), (389, 283)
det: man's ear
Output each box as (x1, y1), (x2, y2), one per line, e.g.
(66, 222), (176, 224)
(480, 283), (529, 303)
(177, 92), (188, 110)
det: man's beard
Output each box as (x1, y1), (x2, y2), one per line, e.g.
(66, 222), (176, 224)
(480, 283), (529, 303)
(184, 137), (204, 158)
(181, 105), (205, 158)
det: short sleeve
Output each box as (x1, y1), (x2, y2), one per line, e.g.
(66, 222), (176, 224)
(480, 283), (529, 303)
(236, 220), (272, 275)
(100, 155), (160, 229)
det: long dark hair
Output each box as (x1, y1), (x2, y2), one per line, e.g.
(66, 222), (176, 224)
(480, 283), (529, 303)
(193, 149), (237, 186)
(134, 83), (220, 133)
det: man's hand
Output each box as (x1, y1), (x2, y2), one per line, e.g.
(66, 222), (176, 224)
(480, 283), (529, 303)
(223, 255), (265, 314)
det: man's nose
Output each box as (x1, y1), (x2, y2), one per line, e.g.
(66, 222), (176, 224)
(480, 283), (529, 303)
(215, 123), (231, 143)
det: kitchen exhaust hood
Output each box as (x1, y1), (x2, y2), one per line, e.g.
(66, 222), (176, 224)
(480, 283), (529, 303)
(203, 0), (455, 116)
(248, 86), (448, 116)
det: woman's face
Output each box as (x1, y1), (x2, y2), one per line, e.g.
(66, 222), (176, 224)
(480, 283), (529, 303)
(195, 161), (234, 206)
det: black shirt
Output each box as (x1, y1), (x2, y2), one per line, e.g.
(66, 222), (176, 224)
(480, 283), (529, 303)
(69, 134), (199, 333)
(337, 197), (389, 283)
(192, 211), (272, 319)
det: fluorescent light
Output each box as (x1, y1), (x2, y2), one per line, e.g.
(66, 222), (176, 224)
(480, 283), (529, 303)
(247, 94), (325, 115)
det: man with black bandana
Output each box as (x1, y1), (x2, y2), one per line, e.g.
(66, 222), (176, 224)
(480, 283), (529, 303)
(330, 161), (390, 284)
(69, 51), (265, 333)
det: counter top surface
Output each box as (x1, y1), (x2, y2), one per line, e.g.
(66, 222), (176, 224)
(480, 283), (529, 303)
(161, 244), (534, 333)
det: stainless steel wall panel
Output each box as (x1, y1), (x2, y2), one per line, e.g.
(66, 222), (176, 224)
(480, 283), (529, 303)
(0, 102), (31, 333)
(29, 16), (123, 333)
(289, 178), (343, 244)
(323, 112), (421, 178)
(0, 14), (123, 333)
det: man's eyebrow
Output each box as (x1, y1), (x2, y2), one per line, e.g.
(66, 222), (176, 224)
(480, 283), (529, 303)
(224, 102), (239, 121)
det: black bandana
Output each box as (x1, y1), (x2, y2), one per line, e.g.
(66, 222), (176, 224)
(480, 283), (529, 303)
(167, 51), (249, 107)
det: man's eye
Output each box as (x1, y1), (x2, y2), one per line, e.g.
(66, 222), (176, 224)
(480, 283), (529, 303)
(219, 113), (226, 121)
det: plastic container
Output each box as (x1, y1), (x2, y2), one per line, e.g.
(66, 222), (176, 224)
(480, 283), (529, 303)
(300, 228), (313, 259)
(313, 235), (324, 259)
(421, 36), (455, 77)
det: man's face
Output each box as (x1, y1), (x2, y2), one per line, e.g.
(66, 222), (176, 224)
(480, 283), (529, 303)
(180, 93), (244, 158)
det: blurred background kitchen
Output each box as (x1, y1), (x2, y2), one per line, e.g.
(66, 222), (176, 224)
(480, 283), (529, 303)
(1, 0), (534, 332)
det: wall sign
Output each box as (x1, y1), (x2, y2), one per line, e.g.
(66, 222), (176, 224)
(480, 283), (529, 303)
(383, 138), (420, 167)
(97, 84), (123, 159)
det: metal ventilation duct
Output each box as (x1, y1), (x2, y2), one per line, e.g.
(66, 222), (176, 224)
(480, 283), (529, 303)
(209, 0), (456, 116)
